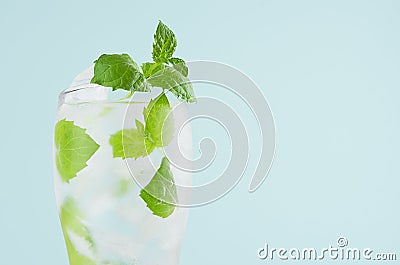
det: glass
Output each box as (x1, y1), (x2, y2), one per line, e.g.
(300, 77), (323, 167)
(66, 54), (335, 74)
(53, 69), (192, 265)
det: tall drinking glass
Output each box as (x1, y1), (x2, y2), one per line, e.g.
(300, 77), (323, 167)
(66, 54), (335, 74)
(53, 68), (192, 265)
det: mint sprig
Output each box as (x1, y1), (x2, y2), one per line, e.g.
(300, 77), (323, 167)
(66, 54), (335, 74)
(87, 20), (194, 218)
(90, 21), (195, 102)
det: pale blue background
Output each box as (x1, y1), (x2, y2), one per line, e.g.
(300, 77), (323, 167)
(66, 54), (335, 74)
(1, 0), (399, 264)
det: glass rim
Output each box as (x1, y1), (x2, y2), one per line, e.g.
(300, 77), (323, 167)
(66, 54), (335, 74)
(58, 84), (155, 105)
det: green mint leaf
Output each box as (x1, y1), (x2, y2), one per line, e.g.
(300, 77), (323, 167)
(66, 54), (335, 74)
(141, 62), (165, 78)
(168, 57), (188, 77)
(109, 127), (155, 159)
(147, 66), (195, 102)
(140, 157), (177, 218)
(60, 198), (96, 265)
(141, 62), (155, 78)
(152, 21), (177, 63)
(91, 54), (150, 92)
(143, 93), (174, 147)
(64, 236), (96, 265)
(55, 119), (100, 183)
(59, 198), (94, 247)
(135, 119), (145, 135)
(114, 178), (132, 197)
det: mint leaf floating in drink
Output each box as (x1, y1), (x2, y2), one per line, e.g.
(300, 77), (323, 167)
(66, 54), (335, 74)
(55, 119), (100, 182)
(108, 93), (173, 159)
(59, 198), (96, 265)
(109, 126), (155, 159)
(91, 54), (150, 92)
(152, 21), (177, 63)
(60, 198), (94, 247)
(143, 93), (174, 147)
(140, 157), (177, 218)
(135, 119), (146, 135)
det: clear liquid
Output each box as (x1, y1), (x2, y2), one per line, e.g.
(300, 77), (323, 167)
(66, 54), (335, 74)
(54, 100), (192, 265)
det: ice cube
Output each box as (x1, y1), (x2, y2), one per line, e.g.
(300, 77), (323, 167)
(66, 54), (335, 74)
(69, 64), (95, 89)
(59, 65), (109, 105)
